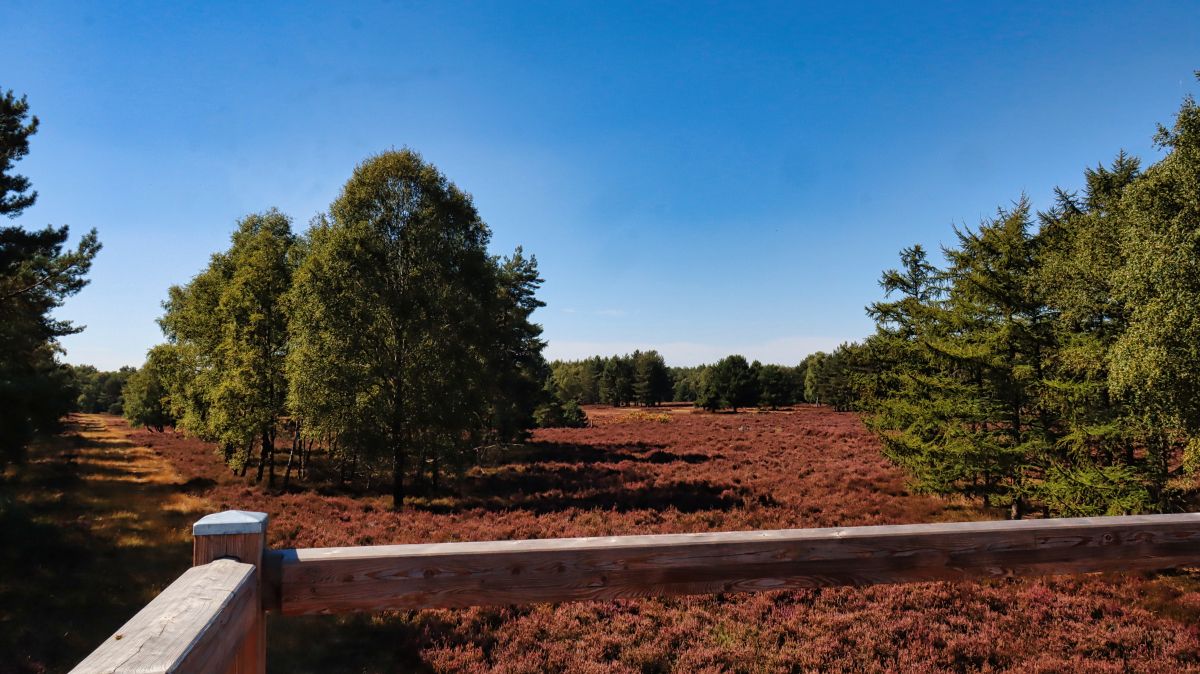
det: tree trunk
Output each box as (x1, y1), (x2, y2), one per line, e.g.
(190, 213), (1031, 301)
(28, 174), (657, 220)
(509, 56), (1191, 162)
(283, 421), (300, 489)
(1010, 497), (1024, 520)
(283, 443), (295, 489)
(392, 446), (406, 510)
(255, 430), (271, 485)
(266, 428), (277, 487)
(238, 444), (250, 477)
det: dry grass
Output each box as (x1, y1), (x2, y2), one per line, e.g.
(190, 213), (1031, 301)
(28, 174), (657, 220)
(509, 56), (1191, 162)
(0, 414), (211, 673)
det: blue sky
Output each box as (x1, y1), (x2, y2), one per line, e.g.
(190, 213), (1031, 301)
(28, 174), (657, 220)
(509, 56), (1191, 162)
(6, 1), (1199, 369)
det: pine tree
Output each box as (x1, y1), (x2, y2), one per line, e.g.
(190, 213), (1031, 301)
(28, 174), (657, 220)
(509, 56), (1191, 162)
(488, 247), (549, 442)
(633, 350), (672, 406)
(757, 364), (794, 409)
(702, 355), (758, 412)
(0, 87), (100, 467)
(599, 355), (634, 406)
(0, 88), (39, 216)
(865, 202), (1057, 516)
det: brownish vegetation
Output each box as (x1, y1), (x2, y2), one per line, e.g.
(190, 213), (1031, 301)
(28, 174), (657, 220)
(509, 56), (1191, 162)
(0, 415), (209, 673)
(9, 408), (1200, 672)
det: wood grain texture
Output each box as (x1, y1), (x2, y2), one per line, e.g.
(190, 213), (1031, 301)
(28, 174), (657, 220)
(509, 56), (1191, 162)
(194, 523), (267, 674)
(275, 513), (1200, 615)
(70, 559), (257, 674)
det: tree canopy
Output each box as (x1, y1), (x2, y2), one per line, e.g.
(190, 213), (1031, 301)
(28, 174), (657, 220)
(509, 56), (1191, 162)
(860, 78), (1200, 518)
(0, 87), (99, 469)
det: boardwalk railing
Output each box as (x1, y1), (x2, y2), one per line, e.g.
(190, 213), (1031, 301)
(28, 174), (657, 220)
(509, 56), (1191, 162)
(73, 512), (1200, 672)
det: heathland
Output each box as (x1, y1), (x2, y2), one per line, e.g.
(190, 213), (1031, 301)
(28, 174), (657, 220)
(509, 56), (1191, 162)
(5, 408), (1200, 673)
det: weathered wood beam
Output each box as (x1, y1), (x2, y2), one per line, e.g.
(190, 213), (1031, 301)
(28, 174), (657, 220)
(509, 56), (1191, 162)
(70, 559), (257, 674)
(275, 513), (1200, 615)
(193, 510), (268, 674)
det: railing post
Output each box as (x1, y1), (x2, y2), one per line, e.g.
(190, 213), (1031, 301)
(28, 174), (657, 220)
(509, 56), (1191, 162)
(193, 510), (268, 674)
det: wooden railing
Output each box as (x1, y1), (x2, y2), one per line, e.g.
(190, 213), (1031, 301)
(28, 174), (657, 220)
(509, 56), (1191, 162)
(72, 511), (1200, 673)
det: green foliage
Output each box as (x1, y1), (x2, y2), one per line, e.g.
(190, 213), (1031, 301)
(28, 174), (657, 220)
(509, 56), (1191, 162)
(862, 76), (1200, 517)
(670, 365), (706, 402)
(150, 152), (548, 501)
(801, 347), (868, 411)
(0, 87), (39, 216)
(632, 350), (673, 406)
(555, 357), (807, 410)
(1110, 91), (1200, 440)
(866, 200), (1059, 514)
(698, 355), (759, 412)
(286, 149), (544, 507)
(122, 351), (175, 432)
(1033, 463), (1153, 517)
(71, 365), (134, 414)
(756, 364), (794, 409)
(802, 352), (827, 404)
(487, 248), (550, 442)
(534, 397), (589, 428)
(553, 353), (674, 407)
(0, 88), (100, 467)
(599, 354), (635, 406)
(549, 356), (604, 404)
(159, 210), (296, 484)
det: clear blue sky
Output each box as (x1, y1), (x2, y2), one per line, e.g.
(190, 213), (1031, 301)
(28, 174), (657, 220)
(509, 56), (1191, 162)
(6, 1), (1199, 369)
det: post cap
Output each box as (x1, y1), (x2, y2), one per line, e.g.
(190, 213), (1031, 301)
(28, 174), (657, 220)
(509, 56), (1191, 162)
(193, 510), (269, 536)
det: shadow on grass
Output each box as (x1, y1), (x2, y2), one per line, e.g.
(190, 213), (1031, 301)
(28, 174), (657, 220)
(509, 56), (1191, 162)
(501, 441), (715, 467)
(0, 418), (199, 674)
(268, 613), (430, 674)
(277, 440), (720, 506)
(268, 607), (530, 673)
(396, 462), (759, 516)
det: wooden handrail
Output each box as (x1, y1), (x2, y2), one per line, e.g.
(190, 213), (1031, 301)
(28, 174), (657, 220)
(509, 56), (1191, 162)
(192, 510), (268, 673)
(71, 511), (1200, 670)
(70, 559), (258, 674)
(273, 513), (1200, 615)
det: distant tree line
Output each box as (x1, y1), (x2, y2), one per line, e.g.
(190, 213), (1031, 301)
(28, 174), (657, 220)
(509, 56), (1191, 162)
(0, 87), (100, 471)
(548, 350), (862, 412)
(548, 351), (673, 407)
(124, 150), (550, 508)
(68, 365), (134, 414)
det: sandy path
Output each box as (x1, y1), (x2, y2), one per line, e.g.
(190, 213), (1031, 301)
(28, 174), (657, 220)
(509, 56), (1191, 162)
(0, 414), (214, 673)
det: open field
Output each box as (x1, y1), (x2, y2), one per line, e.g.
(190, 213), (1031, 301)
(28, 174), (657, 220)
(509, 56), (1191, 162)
(8, 408), (1200, 673)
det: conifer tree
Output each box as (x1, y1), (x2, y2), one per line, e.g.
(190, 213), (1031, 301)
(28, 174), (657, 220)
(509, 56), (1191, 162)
(757, 363), (794, 409)
(487, 247), (549, 442)
(1110, 83), (1200, 497)
(633, 350), (672, 406)
(0, 87), (100, 467)
(700, 355), (758, 412)
(599, 355), (635, 406)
